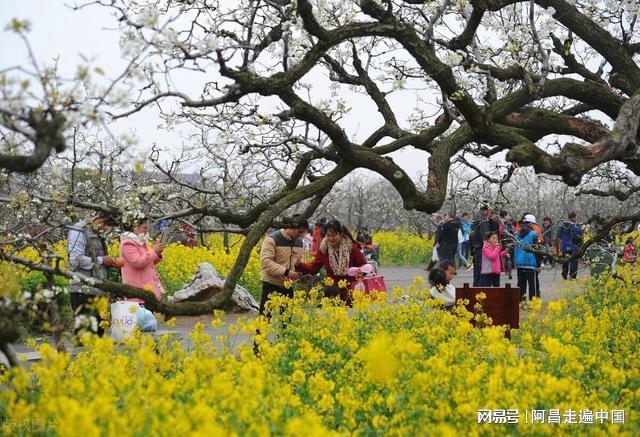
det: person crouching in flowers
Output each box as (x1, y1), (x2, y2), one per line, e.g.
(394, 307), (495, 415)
(258, 215), (309, 317)
(120, 217), (165, 302)
(294, 220), (367, 305)
(428, 267), (456, 307)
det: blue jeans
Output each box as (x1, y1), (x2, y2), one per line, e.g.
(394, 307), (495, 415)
(457, 241), (470, 266)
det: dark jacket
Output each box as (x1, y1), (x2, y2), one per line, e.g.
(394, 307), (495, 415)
(499, 220), (515, 248)
(437, 219), (461, 247)
(558, 221), (583, 254)
(471, 214), (499, 249)
(356, 232), (372, 245)
(541, 223), (555, 246)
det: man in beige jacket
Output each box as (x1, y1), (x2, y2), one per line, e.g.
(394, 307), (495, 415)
(259, 215), (309, 316)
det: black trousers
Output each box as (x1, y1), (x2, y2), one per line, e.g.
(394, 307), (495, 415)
(480, 273), (500, 287)
(255, 282), (294, 356)
(259, 282), (293, 317)
(438, 243), (458, 264)
(472, 247), (483, 286)
(517, 268), (539, 301)
(70, 293), (105, 337)
(542, 247), (555, 266)
(562, 260), (578, 279)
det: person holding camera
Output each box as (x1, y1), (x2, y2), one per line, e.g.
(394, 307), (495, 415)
(120, 217), (166, 301)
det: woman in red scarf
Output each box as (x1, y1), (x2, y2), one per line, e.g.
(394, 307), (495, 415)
(295, 219), (367, 303)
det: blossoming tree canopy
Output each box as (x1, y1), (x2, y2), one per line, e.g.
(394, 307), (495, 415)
(0, 0), (639, 305)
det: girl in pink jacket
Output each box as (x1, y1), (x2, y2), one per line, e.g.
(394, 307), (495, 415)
(120, 219), (165, 301)
(480, 232), (506, 287)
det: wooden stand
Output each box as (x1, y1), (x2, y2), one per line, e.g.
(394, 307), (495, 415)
(455, 283), (520, 339)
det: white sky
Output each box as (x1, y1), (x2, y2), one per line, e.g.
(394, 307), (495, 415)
(1, 1), (445, 179)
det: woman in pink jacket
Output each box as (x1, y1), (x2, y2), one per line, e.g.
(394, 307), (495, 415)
(480, 232), (507, 287)
(120, 218), (165, 301)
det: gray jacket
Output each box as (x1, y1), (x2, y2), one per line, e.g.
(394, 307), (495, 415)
(67, 220), (108, 296)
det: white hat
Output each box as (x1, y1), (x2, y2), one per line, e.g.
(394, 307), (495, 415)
(524, 214), (537, 224)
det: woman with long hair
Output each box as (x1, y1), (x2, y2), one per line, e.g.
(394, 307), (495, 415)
(294, 219), (367, 304)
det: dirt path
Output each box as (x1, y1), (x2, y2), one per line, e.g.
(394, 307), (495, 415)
(381, 263), (588, 302)
(162, 263), (587, 343)
(13, 264), (589, 358)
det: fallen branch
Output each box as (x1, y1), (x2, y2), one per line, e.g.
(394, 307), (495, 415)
(0, 252), (228, 317)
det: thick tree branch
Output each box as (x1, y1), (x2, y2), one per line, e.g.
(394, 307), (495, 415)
(501, 91), (640, 184)
(359, 0), (486, 128)
(534, 0), (640, 93)
(351, 46), (399, 130)
(550, 33), (608, 86)
(500, 108), (608, 144)
(440, 3), (485, 50)
(0, 252), (230, 316)
(0, 112), (67, 173)
(490, 78), (623, 121)
(577, 185), (640, 201)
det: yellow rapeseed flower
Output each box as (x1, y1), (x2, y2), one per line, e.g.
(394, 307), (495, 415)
(361, 334), (398, 384)
(0, 263), (637, 434)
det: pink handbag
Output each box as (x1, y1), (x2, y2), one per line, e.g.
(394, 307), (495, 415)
(348, 264), (386, 294)
(361, 275), (387, 293)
